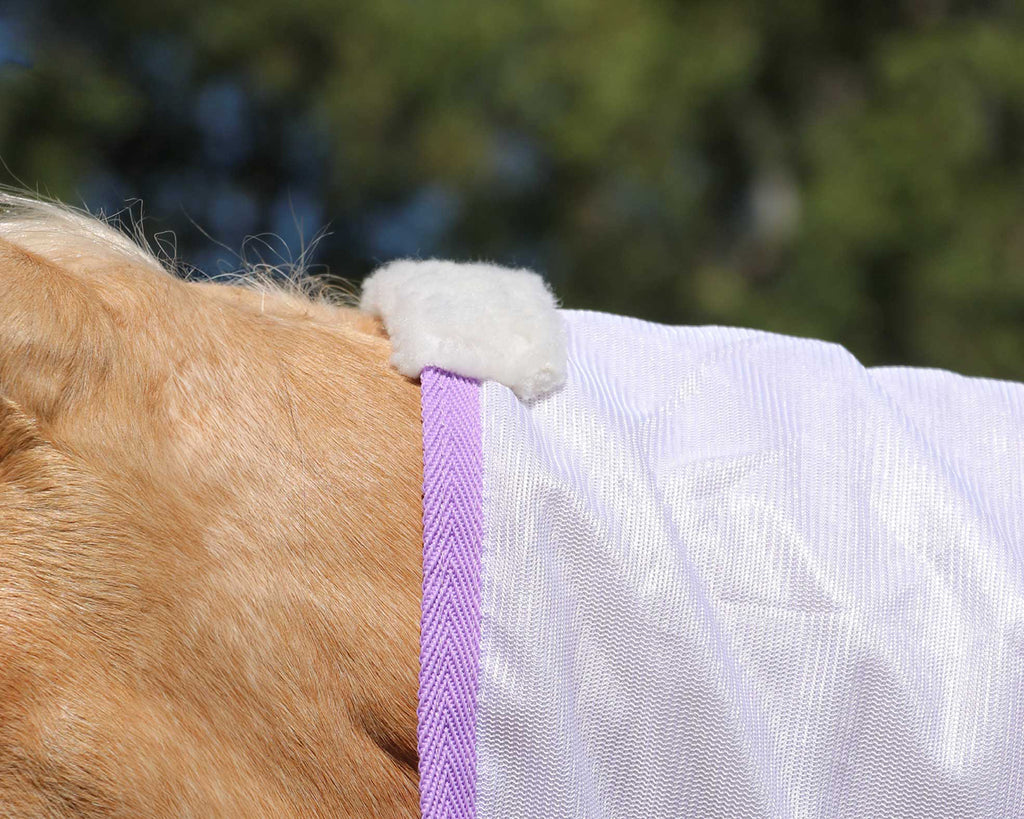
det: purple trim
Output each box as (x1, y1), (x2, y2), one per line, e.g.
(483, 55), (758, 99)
(418, 367), (483, 819)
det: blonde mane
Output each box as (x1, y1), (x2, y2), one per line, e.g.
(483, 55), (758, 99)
(0, 192), (357, 309)
(0, 192), (169, 276)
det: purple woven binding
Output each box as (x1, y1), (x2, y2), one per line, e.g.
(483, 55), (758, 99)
(418, 367), (483, 819)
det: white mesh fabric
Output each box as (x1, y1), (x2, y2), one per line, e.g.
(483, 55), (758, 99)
(476, 311), (1024, 818)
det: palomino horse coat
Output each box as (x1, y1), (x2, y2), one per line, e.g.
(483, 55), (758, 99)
(0, 196), (422, 817)
(1, 196), (1022, 818)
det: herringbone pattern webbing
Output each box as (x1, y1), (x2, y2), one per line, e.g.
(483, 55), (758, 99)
(418, 367), (483, 819)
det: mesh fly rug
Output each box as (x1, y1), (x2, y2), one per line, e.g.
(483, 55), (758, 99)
(415, 309), (1024, 819)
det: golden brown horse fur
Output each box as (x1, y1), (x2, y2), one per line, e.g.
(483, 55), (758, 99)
(0, 198), (423, 816)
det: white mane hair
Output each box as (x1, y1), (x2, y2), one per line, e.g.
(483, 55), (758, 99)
(0, 191), (356, 307)
(0, 191), (169, 276)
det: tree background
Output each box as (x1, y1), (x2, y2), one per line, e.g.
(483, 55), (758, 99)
(2, 0), (1023, 378)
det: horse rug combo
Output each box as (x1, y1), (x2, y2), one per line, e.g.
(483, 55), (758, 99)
(364, 264), (1024, 819)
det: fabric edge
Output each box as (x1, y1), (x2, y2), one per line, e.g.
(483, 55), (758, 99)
(418, 366), (483, 819)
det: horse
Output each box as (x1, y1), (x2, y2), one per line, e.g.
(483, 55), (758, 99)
(3, 194), (1022, 818)
(0, 195), (422, 816)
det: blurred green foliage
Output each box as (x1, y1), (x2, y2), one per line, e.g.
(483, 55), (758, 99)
(2, 0), (1023, 377)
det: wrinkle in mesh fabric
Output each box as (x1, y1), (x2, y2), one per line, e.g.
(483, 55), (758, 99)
(421, 310), (1024, 819)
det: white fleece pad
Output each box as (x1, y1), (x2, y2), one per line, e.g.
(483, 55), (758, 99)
(360, 259), (566, 400)
(474, 311), (1024, 818)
